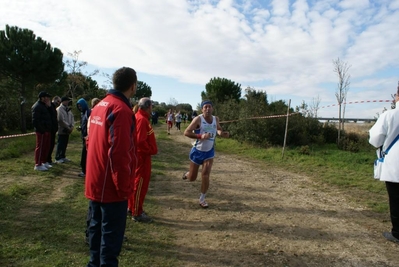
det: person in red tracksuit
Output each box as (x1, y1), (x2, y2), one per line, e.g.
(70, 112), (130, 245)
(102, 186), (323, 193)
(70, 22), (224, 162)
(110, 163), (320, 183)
(129, 97), (158, 223)
(85, 67), (137, 267)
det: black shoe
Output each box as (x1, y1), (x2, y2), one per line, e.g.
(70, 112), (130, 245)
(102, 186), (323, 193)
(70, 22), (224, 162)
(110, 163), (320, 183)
(133, 212), (153, 223)
(383, 232), (399, 244)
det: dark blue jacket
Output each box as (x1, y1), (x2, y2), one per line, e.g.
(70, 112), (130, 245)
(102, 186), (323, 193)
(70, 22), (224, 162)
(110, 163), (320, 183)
(77, 98), (91, 139)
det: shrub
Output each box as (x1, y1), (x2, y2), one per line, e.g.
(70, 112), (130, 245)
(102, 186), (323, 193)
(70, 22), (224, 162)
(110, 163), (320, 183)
(299, 145), (311, 155)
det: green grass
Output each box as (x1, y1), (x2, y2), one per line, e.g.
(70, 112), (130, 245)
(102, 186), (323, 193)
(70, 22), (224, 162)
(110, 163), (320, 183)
(0, 130), (179, 267)
(215, 138), (388, 213)
(0, 125), (390, 266)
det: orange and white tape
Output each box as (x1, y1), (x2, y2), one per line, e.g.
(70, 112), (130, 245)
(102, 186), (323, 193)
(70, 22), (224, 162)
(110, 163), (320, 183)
(220, 112), (300, 124)
(0, 132), (35, 139)
(320, 100), (391, 109)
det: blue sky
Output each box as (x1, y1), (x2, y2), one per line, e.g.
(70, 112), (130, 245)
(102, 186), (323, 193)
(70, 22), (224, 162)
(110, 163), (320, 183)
(1, 0), (399, 118)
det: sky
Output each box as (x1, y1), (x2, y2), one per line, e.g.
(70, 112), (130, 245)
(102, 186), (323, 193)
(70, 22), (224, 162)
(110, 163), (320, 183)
(1, 0), (399, 119)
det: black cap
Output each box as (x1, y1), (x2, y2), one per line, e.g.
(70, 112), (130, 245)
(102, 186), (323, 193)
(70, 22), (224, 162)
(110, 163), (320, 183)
(38, 91), (51, 98)
(61, 96), (72, 102)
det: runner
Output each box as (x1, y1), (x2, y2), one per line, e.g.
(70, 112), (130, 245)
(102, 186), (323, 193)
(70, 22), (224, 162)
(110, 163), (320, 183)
(182, 100), (229, 208)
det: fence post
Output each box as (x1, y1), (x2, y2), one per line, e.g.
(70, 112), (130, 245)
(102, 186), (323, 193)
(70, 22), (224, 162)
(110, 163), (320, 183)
(282, 99), (291, 158)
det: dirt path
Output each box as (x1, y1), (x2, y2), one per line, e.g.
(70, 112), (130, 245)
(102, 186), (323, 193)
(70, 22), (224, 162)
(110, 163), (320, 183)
(153, 130), (398, 267)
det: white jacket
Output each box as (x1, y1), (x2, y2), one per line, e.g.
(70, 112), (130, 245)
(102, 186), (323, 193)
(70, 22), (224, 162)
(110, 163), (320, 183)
(369, 102), (399, 183)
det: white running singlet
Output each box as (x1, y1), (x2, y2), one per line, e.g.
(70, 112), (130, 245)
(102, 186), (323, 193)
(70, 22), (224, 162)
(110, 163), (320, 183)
(193, 115), (217, 152)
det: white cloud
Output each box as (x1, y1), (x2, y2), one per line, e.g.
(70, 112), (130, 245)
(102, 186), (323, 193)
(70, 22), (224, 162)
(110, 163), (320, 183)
(0, 0), (398, 118)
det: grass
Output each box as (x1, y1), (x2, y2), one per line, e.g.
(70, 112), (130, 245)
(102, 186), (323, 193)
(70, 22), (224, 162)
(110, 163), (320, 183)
(215, 136), (388, 213)
(0, 130), (178, 267)
(0, 122), (389, 266)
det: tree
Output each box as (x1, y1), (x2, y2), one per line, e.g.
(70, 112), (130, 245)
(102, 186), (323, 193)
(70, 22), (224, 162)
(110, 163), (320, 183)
(135, 81), (152, 99)
(333, 58), (351, 143)
(65, 50), (98, 99)
(168, 97), (178, 106)
(310, 95), (321, 118)
(0, 25), (64, 132)
(202, 77), (241, 107)
(297, 95), (321, 118)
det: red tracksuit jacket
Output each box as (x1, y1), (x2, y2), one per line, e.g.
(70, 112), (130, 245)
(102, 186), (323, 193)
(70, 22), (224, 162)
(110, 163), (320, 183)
(85, 90), (137, 203)
(129, 109), (157, 215)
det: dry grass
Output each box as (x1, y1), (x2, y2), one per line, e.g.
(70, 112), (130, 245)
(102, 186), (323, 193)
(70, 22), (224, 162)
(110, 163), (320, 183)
(339, 122), (374, 136)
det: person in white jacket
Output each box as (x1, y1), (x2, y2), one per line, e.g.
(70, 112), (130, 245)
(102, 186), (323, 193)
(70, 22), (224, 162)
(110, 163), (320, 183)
(369, 88), (399, 244)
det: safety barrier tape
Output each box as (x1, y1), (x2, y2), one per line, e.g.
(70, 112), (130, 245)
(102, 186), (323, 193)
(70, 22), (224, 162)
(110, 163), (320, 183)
(0, 132), (35, 139)
(220, 112), (300, 124)
(320, 100), (391, 109)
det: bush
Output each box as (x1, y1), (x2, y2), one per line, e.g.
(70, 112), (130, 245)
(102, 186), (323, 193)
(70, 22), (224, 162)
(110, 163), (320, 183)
(299, 145), (311, 155)
(338, 132), (361, 153)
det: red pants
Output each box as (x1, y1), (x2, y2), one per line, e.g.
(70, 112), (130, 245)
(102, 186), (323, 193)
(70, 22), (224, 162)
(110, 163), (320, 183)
(35, 132), (51, 166)
(128, 155), (151, 216)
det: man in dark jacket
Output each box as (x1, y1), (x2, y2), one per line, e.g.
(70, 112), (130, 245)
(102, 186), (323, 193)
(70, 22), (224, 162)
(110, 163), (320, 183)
(76, 98), (91, 177)
(46, 96), (61, 165)
(85, 67), (137, 267)
(32, 91), (52, 171)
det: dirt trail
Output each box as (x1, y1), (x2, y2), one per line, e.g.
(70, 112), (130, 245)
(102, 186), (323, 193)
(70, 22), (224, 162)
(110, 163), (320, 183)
(153, 130), (398, 267)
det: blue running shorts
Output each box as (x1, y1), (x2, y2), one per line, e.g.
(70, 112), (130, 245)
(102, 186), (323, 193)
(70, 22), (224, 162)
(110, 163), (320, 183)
(189, 147), (215, 165)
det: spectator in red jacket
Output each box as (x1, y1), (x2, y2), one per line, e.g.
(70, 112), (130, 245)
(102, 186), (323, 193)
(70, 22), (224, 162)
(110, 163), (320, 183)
(128, 97), (158, 223)
(85, 67), (137, 267)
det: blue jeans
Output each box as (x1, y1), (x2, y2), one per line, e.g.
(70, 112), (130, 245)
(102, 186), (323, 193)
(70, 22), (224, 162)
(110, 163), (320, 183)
(87, 200), (128, 267)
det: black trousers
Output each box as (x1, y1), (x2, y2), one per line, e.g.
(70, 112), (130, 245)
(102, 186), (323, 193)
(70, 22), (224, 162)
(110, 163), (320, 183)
(56, 134), (69, 160)
(386, 181), (399, 238)
(47, 131), (57, 163)
(80, 139), (87, 174)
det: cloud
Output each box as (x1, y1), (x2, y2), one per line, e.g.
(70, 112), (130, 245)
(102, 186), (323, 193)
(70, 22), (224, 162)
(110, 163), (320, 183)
(1, 0), (399, 118)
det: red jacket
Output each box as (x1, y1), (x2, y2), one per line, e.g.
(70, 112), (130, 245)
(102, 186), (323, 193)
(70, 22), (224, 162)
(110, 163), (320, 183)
(85, 90), (137, 203)
(135, 109), (158, 156)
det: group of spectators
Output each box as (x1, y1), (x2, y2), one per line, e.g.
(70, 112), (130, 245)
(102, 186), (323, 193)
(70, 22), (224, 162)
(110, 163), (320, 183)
(31, 91), (101, 176)
(32, 93), (73, 171)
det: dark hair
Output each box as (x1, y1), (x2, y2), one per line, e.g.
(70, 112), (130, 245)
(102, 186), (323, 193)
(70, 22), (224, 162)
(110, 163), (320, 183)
(112, 67), (137, 92)
(201, 100), (213, 108)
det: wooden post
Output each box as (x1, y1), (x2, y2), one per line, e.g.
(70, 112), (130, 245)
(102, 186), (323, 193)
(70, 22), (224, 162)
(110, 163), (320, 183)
(282, 99), (291, 158)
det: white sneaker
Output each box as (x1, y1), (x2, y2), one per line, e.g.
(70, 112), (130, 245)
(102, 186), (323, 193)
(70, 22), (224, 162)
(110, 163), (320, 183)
(55, 159), (65, 164)
(44, 162), (53, 168)
(63, 158), (71, 162)
(78, 172), (85, 177)
(34, 165), (48, 171)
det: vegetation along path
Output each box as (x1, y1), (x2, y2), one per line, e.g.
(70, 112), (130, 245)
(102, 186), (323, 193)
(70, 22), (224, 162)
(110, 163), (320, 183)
(0, 125), (397, 266)
(151, 127), (398, 267)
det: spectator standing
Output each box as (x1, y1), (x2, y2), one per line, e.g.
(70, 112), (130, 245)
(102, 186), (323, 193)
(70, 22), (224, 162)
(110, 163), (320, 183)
(151, 111), (158, 125)
(32, 91), (53, 171)
(369, 85), (399, 244)
(128, 97), (158, 223)
(91, 98), (101, 108)
(55, 96), (74, 163)
(76, 98), (91, 177)
(46, 96), (61, 165)
(85, 67), (138, 267)
(192, 110), (198, 120)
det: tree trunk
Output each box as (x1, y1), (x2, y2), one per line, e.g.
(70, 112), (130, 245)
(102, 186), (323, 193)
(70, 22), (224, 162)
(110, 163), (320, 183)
(338, 104), (341, 143)
(20, 83), (27, 133)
